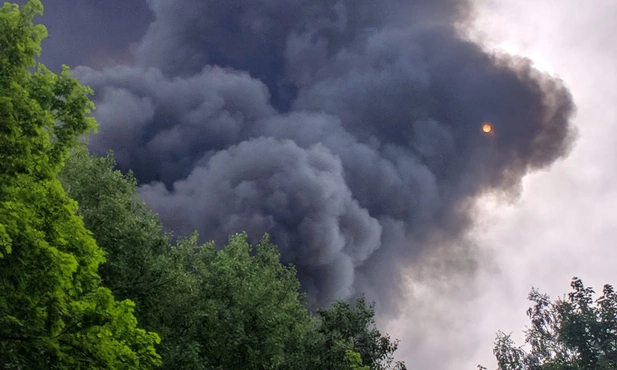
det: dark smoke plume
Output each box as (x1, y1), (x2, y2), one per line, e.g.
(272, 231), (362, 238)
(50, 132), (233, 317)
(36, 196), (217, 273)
(27, 0), (575, 308)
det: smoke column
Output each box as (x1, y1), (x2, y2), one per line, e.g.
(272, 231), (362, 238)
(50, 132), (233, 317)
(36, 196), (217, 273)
(24, 0), (575, 309)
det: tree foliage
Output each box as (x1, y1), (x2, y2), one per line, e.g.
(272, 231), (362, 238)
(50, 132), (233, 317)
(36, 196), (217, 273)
(186, 233), (314, 370)
(59, 147), (312, 369)
(59, 146), (406, 370)
(487, 277), (617, 370)
(59, 146), (180, 326)
(316, 298), (407, 370)
(346, 350), (371, 370)
(0, 1), (160, 368)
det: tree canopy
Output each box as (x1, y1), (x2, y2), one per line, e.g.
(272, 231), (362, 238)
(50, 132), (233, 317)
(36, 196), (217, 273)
(485, 277), (617, 370)
(316, 298), (407, 370)
(59, 146), (407, 370)
(0, 1), (160, 368)
(60, 146), (314, 369)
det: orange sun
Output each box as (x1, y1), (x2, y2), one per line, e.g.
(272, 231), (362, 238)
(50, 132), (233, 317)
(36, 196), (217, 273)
(482, 122), (493, 133)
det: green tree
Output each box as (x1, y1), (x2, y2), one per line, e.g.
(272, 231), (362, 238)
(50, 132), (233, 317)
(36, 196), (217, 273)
(186, 232), (315, 370)
(486, 277), (617, 370)
(345, 350), (370, 370)
(59, 146), (407, 370)
(316, 298), (407, 370)
(0, 1), (160, 368)
(60, 145), (200, 367)
(59, 147), (320, 369)
(59, 146), (183, 326)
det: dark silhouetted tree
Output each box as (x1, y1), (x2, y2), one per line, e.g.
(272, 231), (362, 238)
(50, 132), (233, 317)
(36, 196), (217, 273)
(484, 277), (617, 370)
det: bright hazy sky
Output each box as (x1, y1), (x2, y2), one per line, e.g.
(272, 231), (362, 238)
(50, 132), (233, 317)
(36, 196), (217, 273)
(387, 0), (617, 368)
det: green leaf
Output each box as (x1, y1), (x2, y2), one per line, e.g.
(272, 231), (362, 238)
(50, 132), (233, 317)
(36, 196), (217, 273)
(0, 2), (160, 368)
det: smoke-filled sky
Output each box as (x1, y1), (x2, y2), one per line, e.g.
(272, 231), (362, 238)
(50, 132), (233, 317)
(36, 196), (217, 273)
(17, 0), (616, 368)
(384, 1), (617, 368)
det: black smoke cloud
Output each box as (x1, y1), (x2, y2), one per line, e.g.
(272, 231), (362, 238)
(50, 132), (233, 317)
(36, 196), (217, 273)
(31, 0), (575, 308)
(13, 0), (153, 70)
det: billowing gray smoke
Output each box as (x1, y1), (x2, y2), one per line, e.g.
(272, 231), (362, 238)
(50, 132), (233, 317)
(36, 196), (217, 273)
(27, 0), (575, 308)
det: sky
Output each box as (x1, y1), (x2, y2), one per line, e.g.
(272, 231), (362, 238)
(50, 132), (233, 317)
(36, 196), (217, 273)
(12, 0), (617, 368)
(22, 0), (579, 313)
(384, 0), (617, 368)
